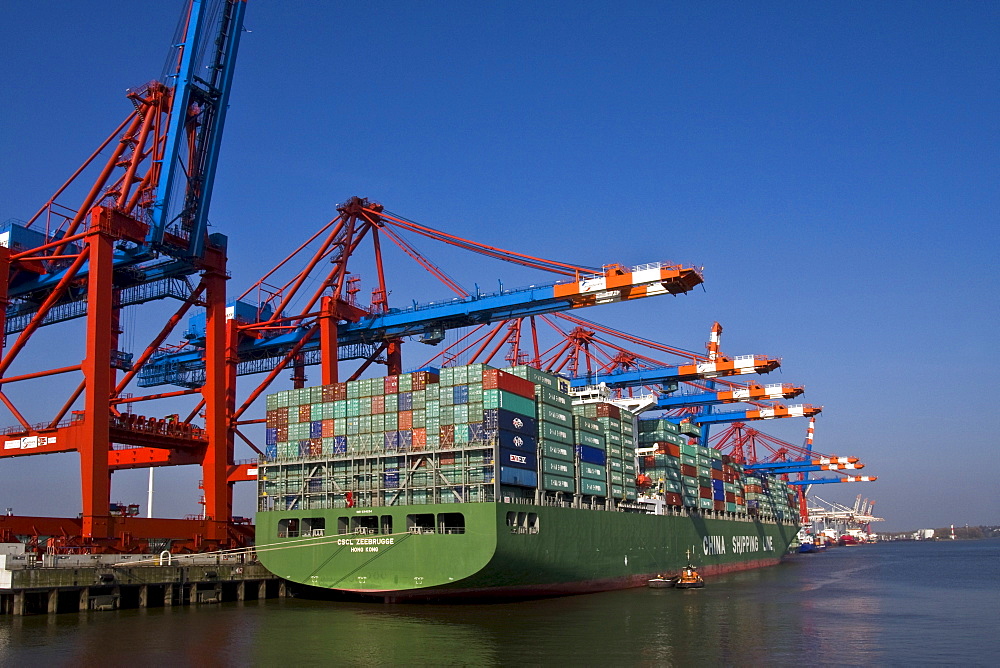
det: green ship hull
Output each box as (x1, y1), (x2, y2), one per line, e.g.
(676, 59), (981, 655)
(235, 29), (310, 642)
(256, 503), (797, 601)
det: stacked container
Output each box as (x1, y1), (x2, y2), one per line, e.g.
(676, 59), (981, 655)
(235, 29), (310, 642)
(636, 417), (794, 519)
(512, 368), (577, 496)
(260, 362), (650, 512)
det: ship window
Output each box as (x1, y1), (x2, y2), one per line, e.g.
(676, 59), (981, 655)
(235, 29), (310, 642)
(277, 518), (299, 538)
(527, 513), (539, 533)
(381, 515), (393, 534)
(438, 513), (465, 534)
(338, 517), (350, 535)
(407, 513), (435, 534)
(505, 512), (516, 527)
(302, 517), (326, 536)
(352, 516), (378, 534)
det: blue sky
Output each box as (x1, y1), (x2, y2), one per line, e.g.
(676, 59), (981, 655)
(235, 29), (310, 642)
(1, 1), (997, 531)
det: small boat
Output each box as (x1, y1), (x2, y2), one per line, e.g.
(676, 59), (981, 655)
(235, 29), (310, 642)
(674, 564), (705, 589)
(647, 575), (677, 588)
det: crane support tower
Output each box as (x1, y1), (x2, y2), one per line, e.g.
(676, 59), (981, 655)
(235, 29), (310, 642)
(0, 0), (248, 551)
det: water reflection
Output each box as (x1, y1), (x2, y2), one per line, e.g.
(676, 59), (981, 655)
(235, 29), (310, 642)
(1, 542), (997, 666)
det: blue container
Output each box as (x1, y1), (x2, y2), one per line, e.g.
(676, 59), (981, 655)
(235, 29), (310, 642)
(483, 409), (537, 435)
(499, 447), (538, 470)
(265, 428), (277, 446)
(384, 469), (400, 489)
(399, 430), (413, 449)
(578, 444), (607, 466)
(264, 444), (278, 460)
(308, 478), (323, 491)
(298, 440), (310, 456)
(711, 460), (723, 471)
(384, 431), (400, 451)
(467, 422), (486, 441)
(453, 385), (469, 404)
(310, 421), (323, 438)
(398, 392), (413, 411)
(499, 466), (538, 488)
(712, 479), (724, 491)
(334, 435), (348, 454)
(713, 491), (725, 501)
(496, 430), (537, 451)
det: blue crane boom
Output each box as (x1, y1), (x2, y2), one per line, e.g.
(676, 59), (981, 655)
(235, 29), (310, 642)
(653, 382), (804, 409)
(568, 354), (780, 390)
(138, 262), (703, 387)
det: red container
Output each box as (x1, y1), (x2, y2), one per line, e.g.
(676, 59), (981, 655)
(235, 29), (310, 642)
(440, 453), (456, 465)
(276, 426), (288, 441)
(440, 424), (454, 449)
(714, 500), (725, 511)
(321, 384), (337, 402)
(643, 456), (656, 468)
(334, 383), (347, 401)
(321, 420), (335, 438)
(725, 492), (736, 503)
(681, 464), (697, 477)
(298, 405), (311, 423)
(384, 375), (399, 393)
(711, 469), (723, 481)
(483, 369), (536, 399)
(411, 370), (439, 389)
(596, 403), (621, 419)
(371, 395), (384, 414)
(398, 411), (413, 430)
(308, 438), (322, 456)
(654, 442), (681, 457)
(699, 486), (712, 499)
(412, 428), (426, 451)
(665, 492), (683, 506)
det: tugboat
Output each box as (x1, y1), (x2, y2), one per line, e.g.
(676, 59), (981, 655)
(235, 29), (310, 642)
(674, 549), (705, 589)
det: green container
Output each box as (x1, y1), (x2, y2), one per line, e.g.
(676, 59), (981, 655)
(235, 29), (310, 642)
(578, 432), (605, 449)
(541, 441), (574, 461)
(680, 454), (697, 467)
(483, 389), (536, 417)
(542, 459), (575, 477)
(505, 365), (569, 393)
(580, 463), (606, 480)
(542, 474), (575, 493)
(535, 385), (572, 409)
(640, 418), (678, 434)
(698, 498), (715, 510)
(539, 422), (573, 445)
(609, 471), (624, 485)
(573, 416), (602, 435)
(539, 404), (573, 428)
(580, 479), (607, 496)
(663, 480), (682, 492)
(607, 458), (623, 472)
(611, 484), (625, 498)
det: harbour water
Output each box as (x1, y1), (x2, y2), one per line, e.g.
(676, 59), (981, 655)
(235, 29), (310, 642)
(1, 539), (997, 666)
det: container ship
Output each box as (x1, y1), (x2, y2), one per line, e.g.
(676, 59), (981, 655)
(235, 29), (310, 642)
(255, 364), (799, 601)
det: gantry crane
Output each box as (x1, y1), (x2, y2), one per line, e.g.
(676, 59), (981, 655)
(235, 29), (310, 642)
(0, 0), (248, 551)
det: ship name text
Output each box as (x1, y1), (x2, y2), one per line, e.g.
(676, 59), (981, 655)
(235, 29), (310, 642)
(702, 535), (774, 556)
